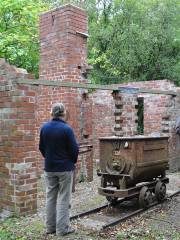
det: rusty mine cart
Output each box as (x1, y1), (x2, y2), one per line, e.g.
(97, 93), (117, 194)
(97, 135), (169, 208)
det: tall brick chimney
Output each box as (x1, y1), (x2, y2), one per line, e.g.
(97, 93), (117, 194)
(37, 4), (89, 137)
(39, 4), (88, 82)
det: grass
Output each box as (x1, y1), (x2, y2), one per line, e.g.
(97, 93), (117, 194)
(1, 216), (180, 240)
(0, 217), (45, 240)
(116, 227), (180, 240)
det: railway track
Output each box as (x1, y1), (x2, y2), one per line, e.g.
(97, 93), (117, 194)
(70, 189), (180, 230)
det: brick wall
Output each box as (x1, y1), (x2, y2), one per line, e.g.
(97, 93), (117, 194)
(120, 81), (180, 171)
(92, 90), (114, 161)
(92, 80), (180, 171)
(124, 80), (176, 135)
(0, 59), (37, 218)
(113, 91), (138, 136)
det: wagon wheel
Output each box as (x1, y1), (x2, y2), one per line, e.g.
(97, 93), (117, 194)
(155, 181), (166, 202)
(139, 186), (153, 209)
(106, 196), (118, 206)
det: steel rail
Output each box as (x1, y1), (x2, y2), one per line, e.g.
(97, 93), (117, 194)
(70, 189), (180, 229)
(70, 203), (108, 221)
(102, 189), (180, 229)
(70, 198), (126, 221)
(167, 189), (180, 198)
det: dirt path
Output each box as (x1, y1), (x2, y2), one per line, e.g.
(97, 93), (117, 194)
(36, 171), (180, 239)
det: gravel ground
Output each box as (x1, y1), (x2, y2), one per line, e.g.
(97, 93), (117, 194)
(38, 170), (180, 217)
(166, 171), (180, 191)
(146, 171), (180, 238)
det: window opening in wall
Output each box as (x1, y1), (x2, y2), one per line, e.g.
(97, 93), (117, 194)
(136, 97), (144, 134)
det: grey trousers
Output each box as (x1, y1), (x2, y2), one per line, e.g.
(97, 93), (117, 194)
(44, 171), (73, 235)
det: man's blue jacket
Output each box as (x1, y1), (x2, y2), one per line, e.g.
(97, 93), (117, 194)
(39, 118), (79, 172)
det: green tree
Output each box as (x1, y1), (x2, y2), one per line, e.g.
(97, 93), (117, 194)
(0, 0), (48, 77)
(88, 0), (180, 85)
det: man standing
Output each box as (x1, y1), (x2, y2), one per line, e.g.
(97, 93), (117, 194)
(39, 103), (79, 236)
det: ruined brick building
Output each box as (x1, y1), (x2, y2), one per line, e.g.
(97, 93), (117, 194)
(0, 4), (180, 218)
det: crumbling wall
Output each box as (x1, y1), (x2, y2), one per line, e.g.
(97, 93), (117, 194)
(92, 80), (180, 172)
(0, 59), (37, 218)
